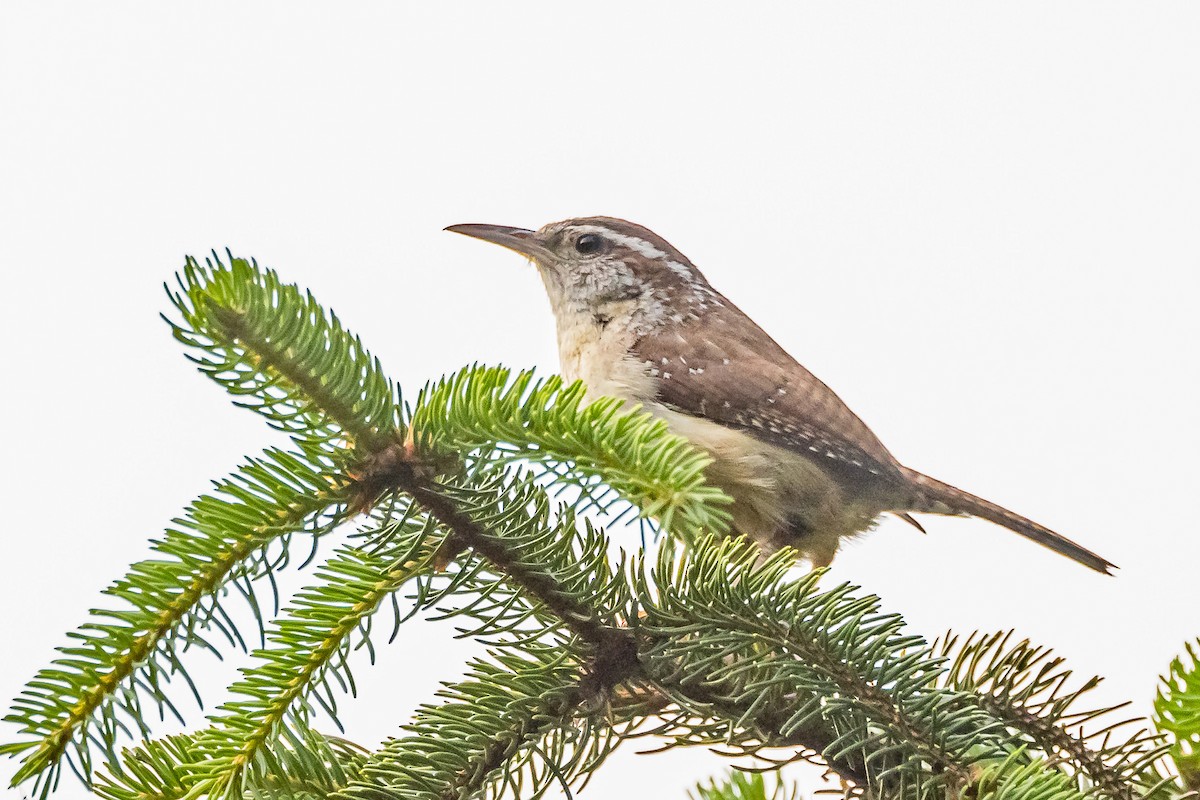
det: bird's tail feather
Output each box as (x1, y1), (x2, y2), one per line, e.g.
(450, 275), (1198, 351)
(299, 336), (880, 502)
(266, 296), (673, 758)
(901, 467), (1116, 575)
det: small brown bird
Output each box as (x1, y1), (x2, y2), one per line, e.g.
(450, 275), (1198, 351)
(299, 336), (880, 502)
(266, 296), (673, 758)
(447, 217), (1115, 574)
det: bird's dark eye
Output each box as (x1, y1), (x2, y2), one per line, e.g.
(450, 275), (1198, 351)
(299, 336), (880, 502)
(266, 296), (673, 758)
(575, 234), (604, 255)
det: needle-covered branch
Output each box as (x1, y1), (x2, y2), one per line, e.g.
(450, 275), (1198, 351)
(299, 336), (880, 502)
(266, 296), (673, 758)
(185, 507), (445, 800)
(119, 459), (640, 800)
(92, 724), (368, 800)
(1155, 640), (1200, 792)
(7, 254), (405, 796)
(939, 633), (1172, 799)
(1, 450), (346, 797)
(5, 251), (1189, 800)
(622, 538), (1167, 800)
(168, 253), (402, 457)
(410, 366), (732, 539)
(689, 771), (797, 800)
(324, 468), (640, 800)
(340, 649), (619, 800)
(630, 539), (1002, 797)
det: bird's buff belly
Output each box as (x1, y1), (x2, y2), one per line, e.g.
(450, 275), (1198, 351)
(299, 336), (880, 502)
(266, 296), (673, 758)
(653, 404), (888, 566)
(562, 344), (886, 566)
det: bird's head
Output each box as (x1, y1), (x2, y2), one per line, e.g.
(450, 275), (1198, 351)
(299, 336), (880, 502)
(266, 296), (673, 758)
(446, 217), (716, 322)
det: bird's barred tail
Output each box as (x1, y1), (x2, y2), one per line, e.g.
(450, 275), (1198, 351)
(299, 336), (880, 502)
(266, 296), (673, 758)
(901, 467), (1116, 575)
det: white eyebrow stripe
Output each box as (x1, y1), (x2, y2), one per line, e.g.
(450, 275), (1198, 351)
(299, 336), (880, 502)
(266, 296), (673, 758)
(567, 222), (709, 291)
(571, 226), (667, 259)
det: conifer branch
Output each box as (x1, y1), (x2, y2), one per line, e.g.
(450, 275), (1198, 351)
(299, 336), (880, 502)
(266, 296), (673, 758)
(92, 725), (367, 800)
(970, 753), (1097, 800)
(345, 442), (638, 672)
(189, 507), (445, 799)
(340, 649), (616, 800)
(619, 681), (873, 787)
(1155, 640), (1200, 791)
(621, 539), (1162, 800)
(9, 254), (400, 795)
(632, 539), (1002, 794)
(2, 450), (345, 797)
(328, 469), (633, 800)
(940, 632), (1172, 798)
(410, 366), (732, 539)
(168, 253), (402, 457)
(690, 770), (796, 800)
(409, 480), (625, 654)
(7, 252), (1187, 800)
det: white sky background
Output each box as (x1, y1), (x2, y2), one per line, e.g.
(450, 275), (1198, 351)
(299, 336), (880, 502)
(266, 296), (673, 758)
(1, 3), (1198, 798)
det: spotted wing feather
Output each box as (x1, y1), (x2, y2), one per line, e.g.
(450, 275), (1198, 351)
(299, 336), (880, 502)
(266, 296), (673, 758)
(632, 300), (905, 488)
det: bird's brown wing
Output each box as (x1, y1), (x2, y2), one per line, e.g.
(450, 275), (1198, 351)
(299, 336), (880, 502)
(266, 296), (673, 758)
(631, 301), (906, 488)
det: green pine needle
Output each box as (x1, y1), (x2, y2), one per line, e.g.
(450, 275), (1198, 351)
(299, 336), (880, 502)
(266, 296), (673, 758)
(189, 505), (444, 800)
(1156, 640), (1200, 789)
(633, 536), (1013, 793)
(338, 647), (616, 800)
(689, 771), (796, 800)
(2, 449), (345, 797)
(410, 365), (732, 540)
(167, 252), (402, 458)
(939, 631), (1170, 798)
(92, 725), (368, 800)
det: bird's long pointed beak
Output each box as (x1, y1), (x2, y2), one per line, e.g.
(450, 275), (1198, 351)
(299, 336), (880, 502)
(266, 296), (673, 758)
(445, 223), (554, 262)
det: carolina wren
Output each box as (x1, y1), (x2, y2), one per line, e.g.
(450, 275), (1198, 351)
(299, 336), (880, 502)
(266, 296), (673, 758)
(447, 217), (1114, 574)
